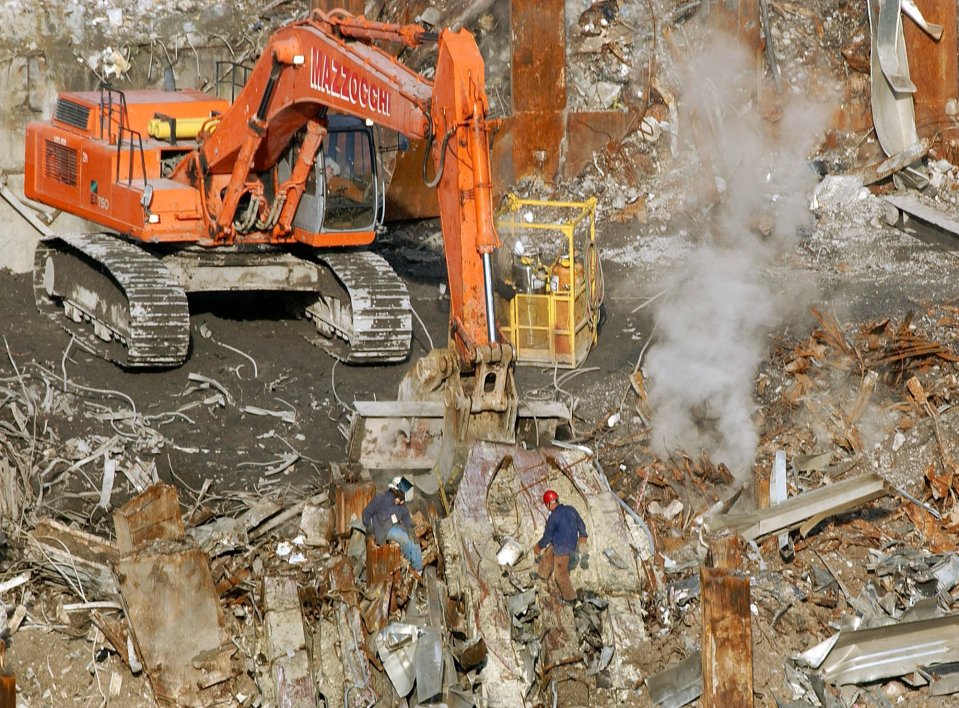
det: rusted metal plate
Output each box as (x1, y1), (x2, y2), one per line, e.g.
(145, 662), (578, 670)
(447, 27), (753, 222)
(115, 542), (234, 706)
(511, 0), (566, 112)
(565, 109), (644, 179)
(701, 568), (753, 707)
(385, 138), (440, 220)
(310, 0), (365, 15)
(902, 1), (957, 138)
(113, 483), (183, 555)
(333, 481), (375, 537)
(491, 111), (565, 187)
(709, 0), (761, 49)
(366, 535), (404, 586)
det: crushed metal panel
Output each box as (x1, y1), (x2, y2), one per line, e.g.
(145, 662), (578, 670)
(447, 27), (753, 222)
(708, 472), (888, 542)
(868, 0), (921, 156)
(510, 0), (566, 113)
(113, 482), (184, 554)
(645, 651), (703, 708)
(821, 613), (959, 685)
(115, 541), (234, 706)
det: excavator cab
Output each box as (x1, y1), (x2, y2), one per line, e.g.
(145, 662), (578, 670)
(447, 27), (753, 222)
(279, 115), (384, 236)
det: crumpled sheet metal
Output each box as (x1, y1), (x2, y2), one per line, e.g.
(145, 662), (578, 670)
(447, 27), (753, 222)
(820, 613), (959, 685)
(439, 441), (648, 703)
(869, 0), (918, 157)
(452, 441), (645, 594)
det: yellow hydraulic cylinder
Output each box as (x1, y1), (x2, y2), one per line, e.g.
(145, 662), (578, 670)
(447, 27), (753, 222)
(146, 117), (213, 140)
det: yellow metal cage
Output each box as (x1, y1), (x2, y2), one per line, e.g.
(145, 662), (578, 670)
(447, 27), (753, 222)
(494, 195), (603, 368)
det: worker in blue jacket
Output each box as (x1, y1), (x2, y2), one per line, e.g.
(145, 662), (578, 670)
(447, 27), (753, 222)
(532, 489), (588, 604)
(362, 476), (423, 575)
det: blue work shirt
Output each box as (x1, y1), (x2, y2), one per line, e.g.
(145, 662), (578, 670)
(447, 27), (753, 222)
(537, 503), (587, 556)
(362, 490), (414, 545)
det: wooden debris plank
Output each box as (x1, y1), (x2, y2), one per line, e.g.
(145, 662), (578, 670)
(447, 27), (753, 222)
(701, 567), (753, 707)
(29, 518), (119, 601)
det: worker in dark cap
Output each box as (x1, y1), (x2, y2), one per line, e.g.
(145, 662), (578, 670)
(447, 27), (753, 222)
(532, 489), (588, 604)
(362, 476), (423, 576)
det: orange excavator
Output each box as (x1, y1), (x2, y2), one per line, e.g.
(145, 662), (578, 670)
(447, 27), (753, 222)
(24, 9), (561, 454)
(25, 9), (499, 370)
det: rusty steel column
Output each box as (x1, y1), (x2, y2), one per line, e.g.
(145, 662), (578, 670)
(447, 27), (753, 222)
(902, 1), (958, 139)
(493, 0), (567, 185)
(701, 535), (754, 707)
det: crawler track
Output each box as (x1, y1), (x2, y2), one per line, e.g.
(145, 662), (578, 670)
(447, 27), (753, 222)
(34, 233), (190, 367)
(308, 251), (412, 363)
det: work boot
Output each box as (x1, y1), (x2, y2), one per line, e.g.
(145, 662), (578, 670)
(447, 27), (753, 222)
(529, 570), (543, 582)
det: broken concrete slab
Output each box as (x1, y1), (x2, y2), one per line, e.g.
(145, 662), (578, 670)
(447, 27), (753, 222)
(438, 441), (647, 704)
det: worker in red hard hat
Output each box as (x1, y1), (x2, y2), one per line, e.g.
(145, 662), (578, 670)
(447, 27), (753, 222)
(532, 489), (588, 605)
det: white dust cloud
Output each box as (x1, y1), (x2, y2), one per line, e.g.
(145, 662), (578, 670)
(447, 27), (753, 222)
(645, 35), (833, 480)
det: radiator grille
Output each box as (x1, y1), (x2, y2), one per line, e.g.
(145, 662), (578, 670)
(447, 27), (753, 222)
(44, 140), (78, 187)
(54, 99), (91, 130)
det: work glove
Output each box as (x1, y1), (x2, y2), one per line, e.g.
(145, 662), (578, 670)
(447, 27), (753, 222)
(569, 552), (579, 568)
(579, 553), (589, 570)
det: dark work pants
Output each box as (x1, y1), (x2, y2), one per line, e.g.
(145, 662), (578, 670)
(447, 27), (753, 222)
(537, 546), (576, 601)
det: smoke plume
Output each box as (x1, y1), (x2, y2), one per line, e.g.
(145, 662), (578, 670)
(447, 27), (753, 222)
(645, 34), (832, 480)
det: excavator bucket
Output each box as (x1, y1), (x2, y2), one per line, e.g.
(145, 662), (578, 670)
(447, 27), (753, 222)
(347, 348), (569, 473)
(347, 398), (569, 471)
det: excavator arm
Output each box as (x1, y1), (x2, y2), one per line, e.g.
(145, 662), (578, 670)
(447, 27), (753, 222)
(177, 9), (504, 371)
